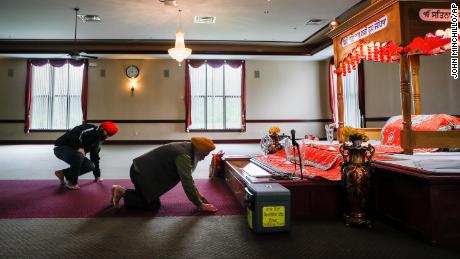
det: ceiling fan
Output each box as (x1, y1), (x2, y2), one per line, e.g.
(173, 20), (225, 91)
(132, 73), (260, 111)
(66, 8), (97, 60)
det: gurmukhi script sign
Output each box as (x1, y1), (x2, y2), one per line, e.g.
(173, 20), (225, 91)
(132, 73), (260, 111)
(419, 9), (451, 22)
(341, 16), (388, 47)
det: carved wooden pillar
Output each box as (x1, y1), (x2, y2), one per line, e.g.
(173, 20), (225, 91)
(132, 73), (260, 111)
(336, 66), (345, 142)
(410, 55), (421, 115)
(400, 53), (413, 155)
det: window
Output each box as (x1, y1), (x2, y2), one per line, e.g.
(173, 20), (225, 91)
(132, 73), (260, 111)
(186, 60), (245, 131)
(342, 68), (362, 128)
(26, 60), (87, 131)
(330, 61), (365, 129)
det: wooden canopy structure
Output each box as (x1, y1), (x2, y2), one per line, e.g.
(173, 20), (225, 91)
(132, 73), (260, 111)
(328, 0), (458, 154)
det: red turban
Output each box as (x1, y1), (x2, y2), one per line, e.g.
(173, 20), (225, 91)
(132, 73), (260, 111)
(100, 121), (118, 136)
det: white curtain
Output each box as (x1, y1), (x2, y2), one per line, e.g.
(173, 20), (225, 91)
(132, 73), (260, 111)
(30, 63), (83, 129)
(189, 63), (242, 130)
(342, 68), (361, 128)
(330, 64), (339, 128)
(224, 65), (243, 129)
(190, 65), (206, 129)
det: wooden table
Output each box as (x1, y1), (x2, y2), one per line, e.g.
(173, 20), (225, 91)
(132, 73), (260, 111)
(224, 159), (342, 219)
(373, 161), (460, 245)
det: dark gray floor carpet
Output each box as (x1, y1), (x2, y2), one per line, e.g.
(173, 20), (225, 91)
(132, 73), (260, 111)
(1, 216), (459, 259)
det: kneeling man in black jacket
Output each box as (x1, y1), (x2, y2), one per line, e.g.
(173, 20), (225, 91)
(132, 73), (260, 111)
(54, 121), (118, 190)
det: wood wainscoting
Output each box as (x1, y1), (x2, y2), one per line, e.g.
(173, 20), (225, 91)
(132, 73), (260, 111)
(223, 159), (342, 220)
(373, 161), (460, 245)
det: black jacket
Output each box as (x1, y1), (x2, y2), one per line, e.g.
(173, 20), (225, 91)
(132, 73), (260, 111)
(55, 124), (105, 177)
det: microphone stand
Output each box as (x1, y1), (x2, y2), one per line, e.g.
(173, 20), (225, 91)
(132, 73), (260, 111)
(294, 142), (303, 180)
(290, 129), (303, 180)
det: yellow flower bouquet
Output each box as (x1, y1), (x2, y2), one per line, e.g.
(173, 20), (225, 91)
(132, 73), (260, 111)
(268, 126), (281, 135)
(342, 126), (369, 142)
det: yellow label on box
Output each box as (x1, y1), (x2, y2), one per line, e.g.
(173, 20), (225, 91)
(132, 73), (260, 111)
(247, 208), (253, 229)
(262, 206), (285, 227)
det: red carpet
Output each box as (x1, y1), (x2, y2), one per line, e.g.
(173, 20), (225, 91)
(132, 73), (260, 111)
(0, 179), (244, 218)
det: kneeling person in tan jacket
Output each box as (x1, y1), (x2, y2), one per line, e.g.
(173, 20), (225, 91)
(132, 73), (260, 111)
(111, 137), (218, 213)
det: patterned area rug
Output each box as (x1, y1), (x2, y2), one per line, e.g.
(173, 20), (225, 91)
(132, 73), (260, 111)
(0, 179), (244, 218)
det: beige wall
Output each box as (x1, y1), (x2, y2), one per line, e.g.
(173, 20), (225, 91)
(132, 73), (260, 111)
(0, 59), (27, 119)
(246, 60), (331, 138)
(0, 59), (331, 141)
(364, 53), (460, 127)
(2, 53), (457, 141)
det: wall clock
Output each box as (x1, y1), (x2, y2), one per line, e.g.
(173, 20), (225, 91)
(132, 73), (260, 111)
(126, 65), (140, 78)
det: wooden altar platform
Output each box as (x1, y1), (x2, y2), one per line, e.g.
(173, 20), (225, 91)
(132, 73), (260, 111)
(224, 153), (460, 245)
(224, 158), (342, 219)
(373, 158), (460, 245)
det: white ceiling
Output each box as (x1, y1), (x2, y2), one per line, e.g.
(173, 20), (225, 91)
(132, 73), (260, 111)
(0, 0), (360, 42)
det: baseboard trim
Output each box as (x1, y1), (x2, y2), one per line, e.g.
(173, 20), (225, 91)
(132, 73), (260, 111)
(365, 117), (390, 122)
(0, 119), (332, 124)
(85, 120), (185, 123)
(246, 119), (332, 123)
(0, 120), (24, 123)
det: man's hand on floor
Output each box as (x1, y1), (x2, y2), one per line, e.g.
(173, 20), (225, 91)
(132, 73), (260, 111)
(198, 193), (209, 204)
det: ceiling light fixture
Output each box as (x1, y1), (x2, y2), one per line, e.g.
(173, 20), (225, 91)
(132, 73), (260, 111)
(168, 9), (192, 66)
(330, 19), (339, 29)
(77, 14), (102, 22)
(194, 16), (216, 24)
(159, 0), (177, 7)
(305, 19), (327, 25)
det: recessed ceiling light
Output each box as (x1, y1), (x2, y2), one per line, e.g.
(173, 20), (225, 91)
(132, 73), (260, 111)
(305, 19), (327, 25)
(194, 16), (216, 24)
(77, 14), (102, 22)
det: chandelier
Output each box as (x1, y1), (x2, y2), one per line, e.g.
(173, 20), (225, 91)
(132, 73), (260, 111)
(168, 9), (192, 66)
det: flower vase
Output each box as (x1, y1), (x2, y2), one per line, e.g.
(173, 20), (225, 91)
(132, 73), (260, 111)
(339, 142), (375, 227)
(352, 139), (362, 147)
(268, 133), (282, 154)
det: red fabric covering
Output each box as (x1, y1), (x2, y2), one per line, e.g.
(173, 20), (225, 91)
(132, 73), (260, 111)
(382, 114), (460, 146)
(255, 143), (397, 181)
(303, 145), (341, 170)
(0, 179), (243, 219)
(24, 60), (33, 133)
(255, 152), (342, 181)
(405, 36), (451, 55)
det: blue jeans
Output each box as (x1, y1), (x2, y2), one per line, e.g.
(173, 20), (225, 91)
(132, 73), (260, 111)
(54, 146), (95, 185)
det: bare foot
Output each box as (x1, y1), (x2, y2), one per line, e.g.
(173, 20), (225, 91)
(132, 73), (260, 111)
(111, 185), (126, 208)
(95, 177), (103, 183)
(65, 184), (80, 190)
(55, 170), (66, 186)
